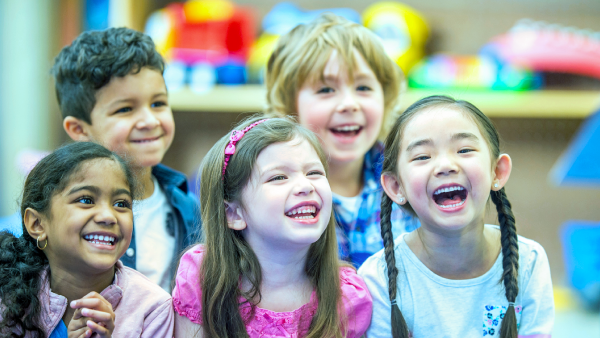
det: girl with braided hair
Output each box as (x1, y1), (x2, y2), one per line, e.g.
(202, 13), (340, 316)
(358, 96), (554, 337)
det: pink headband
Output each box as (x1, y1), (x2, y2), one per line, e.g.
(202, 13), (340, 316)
(222, 119), (269, 179)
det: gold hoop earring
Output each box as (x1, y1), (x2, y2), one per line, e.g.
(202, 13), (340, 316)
(37, 236), (48, 250)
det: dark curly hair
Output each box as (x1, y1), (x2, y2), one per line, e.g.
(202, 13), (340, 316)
(0, 142), (137, 337)
(51, 27), (165, 124)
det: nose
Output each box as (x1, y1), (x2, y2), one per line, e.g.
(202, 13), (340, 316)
(94, 203), (118, 226)
(335, 88), (359, 114)
(434, 154), (459, 177)
(293, 175), (315, 196)
(135, 107), (160, 129)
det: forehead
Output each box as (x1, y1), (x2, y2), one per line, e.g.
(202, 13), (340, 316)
(402, 106), (484, 145)
(65, 158), (128, 190)
(254, 137), (322, 170)
(308, 48), (376, 84)
(94, 68), (166, 105)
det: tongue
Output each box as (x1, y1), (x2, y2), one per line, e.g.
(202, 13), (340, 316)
(439, 195), (462, 206)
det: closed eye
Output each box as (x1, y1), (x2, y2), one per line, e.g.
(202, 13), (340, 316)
(268, 175), (286, 182)
(412, 155), (430, 161)
(458, 149), (474, 154)
(357, 85), (371, 91)
(317, 87), (334, 94)
(151, 101), (168, 108)
(307, 170), (325, 176)
(114, 107), (132, 114)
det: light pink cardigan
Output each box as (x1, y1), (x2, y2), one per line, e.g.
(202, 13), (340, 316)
(1, 261), (174, 337)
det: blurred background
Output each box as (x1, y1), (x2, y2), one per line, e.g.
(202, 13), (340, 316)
(1, 0), (599, 335)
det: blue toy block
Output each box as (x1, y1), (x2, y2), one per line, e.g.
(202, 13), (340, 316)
(550, 109), (600, 187)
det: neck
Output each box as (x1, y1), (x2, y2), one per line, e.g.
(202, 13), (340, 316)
(328, 157), (364, 197)
(405, 223), (500, 279)
(137, 166), (155, 199)
(48, 262), (116, 325)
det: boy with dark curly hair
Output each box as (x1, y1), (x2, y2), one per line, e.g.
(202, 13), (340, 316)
(52, 27), (200, 291)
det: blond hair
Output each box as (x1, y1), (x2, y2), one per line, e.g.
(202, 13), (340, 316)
(265, 13), (405, 136)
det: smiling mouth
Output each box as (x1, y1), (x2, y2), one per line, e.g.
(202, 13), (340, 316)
(330, 125), (362, 137)
(83, 234), (117, 246)
(285, 205), (319, 220)
(131, 135), (162, 143)
(432, 185), (468, 209)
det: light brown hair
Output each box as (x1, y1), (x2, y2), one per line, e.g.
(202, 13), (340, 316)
(198, 115), (349, 337)
(265, 13), (405, 137)
(380, 96), (519, 338)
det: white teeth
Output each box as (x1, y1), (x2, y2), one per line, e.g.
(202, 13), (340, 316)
(286, 205), (317, 216)
(333, 125), (360, 132)
(434, 186), (464, 195)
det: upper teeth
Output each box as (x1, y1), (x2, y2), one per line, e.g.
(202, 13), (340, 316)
(333, 125), (360, 132)
(434, 186), (464, 195)
(286, 206), (317, 216)
(84, 234), (116, 242)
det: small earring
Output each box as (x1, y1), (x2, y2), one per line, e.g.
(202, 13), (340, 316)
(37, 236), (48, 250)
(399, 197), (405, 203)
(494, 183), (499, 188)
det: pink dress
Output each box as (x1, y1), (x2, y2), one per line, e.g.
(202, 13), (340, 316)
(172, 245), (373, 338)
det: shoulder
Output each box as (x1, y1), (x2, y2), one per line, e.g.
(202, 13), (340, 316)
(516, 235), (550, 281)
(152, 164), (191, 194)
(339, 267), (373, 338)
(118, 264), (172, 307)
(172, 244), (205, 324)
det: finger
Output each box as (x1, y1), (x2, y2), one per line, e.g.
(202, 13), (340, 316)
(71, 298), (101, 309)
(87, 320), (110, 338)
(81, 308), (112, 322)
(67, 325), (89, 338)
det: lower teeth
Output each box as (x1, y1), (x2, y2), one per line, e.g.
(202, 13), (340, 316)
(439, 200), (465, 208)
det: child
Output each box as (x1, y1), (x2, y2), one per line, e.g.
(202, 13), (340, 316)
(51, 27), (200, 290)
(172, 116), (372, 337)
(0, 142), (173, 337)
(265, 14), (419, 266)
(358, 96), (554, 337)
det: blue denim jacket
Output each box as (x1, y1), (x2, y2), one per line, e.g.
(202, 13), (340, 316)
(120, 164), (201, 282)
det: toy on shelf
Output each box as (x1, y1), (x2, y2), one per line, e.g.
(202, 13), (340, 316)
(246, 2), (361, 83)
(145, 0), (256, 91)
(362, 2), (428, 74)
(485, 19), (600, 80)
(408, 54), (539, 90)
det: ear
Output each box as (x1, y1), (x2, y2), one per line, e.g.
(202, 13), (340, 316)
(224, 201), (247, 231)
(381, 172), (407, 205)
(63, 116), (92, 141)
(23, 208), (47, 243)
(492, 154), (512, 191)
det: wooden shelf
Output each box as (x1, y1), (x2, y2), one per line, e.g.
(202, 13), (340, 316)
(169, 86), (600, 119)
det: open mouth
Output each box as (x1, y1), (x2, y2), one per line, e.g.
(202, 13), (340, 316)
(330, 125), (362, 137)
(432, 185), (468, 209)
(285, 205), (319, 220)
(83, 234), (117, 246)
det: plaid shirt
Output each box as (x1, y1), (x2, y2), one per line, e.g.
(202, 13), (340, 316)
(334, 143), (420, 267)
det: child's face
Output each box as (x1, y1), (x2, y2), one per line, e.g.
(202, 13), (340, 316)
(83, 67), (174, 168)
(43, 159), (133, 274)
(296, 49), (384, 166)
(396, 107), (496, 231)
(236, 137), (332, 251)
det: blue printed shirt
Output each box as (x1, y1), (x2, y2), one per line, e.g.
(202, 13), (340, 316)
(334, 143), (419, 267)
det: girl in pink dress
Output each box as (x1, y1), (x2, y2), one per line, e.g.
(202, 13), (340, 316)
(172, 116), (372, 338)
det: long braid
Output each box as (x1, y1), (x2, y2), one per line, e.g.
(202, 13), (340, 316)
(380, 194), (409, 338)
(491, 188), (519, 338)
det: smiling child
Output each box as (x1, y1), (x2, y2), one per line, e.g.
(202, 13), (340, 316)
(0, 142), (173, 338)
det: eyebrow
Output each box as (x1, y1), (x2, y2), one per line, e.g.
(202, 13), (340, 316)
(68, 185), (132, 198)
(262, 161), (324, 174)
(405, 138), (433, 152)
(451, 132), (479, 142)
(109, 92), (168, 106)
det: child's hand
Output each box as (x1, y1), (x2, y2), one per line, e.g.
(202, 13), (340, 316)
(68, 292), (115, 338)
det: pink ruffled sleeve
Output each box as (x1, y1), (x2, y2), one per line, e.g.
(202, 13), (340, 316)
(172, 244), (205, 324)
(340, 267), (373, 338)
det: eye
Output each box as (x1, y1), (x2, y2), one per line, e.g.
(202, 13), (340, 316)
(307, 170), (325, 176)
(77, 196), (94, 205)
(356, 85), (371, 91)
(151, 101), (168, 108)
(114, 200), (132, 209)
(317, 87), (334, 94)
(268, 175), (286, 182)
(114, 107), (132, 114)
(458, 149), (474, 154)
(412, 155), (430, 161)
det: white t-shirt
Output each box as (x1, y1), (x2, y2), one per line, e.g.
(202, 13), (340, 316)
(133, 176), (175, 291)
(358, 225), (554, 338)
